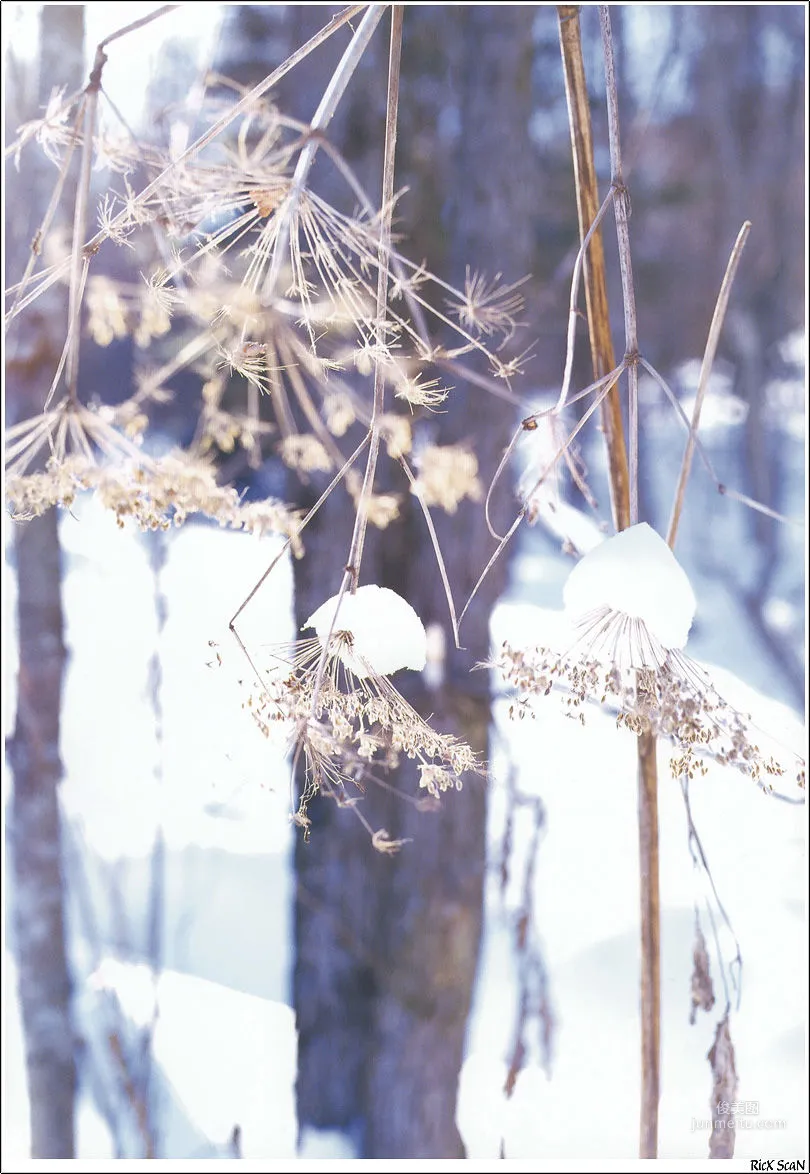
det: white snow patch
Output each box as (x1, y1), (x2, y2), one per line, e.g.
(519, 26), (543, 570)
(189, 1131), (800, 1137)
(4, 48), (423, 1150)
(457, 1053), (510, 1157)
(297, 1127), (358, 1158)
(304, 584), (427, 678)
(563, 522), (696, 651)
(84, 960), (297, 1159)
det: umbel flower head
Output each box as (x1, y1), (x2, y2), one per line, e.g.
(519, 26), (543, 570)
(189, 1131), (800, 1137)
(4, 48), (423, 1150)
(493, 525), (805, 791)
(247, 586), (480, 843)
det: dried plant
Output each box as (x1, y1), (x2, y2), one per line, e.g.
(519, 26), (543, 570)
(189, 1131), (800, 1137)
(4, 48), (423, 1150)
(493, 639), (803, 791)
(244, 631), (480, 839)
(4, 4), (804, 1159)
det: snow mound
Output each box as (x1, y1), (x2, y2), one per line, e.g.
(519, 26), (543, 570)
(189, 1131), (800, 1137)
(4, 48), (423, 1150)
(304, 584), (427, 678)
(563, 522), (696, 651)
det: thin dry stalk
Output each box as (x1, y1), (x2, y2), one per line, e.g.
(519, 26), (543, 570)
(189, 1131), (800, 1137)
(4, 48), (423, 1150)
(558, 4), (630, 533)
(562, 7), (660, 1157)
(228, 7), (405, 737)
(642, 356), (795, 528)
(99, 4), (180, 48)
(635, 723), (661, 1159)
(261, 4), (386, 302)
(601, 7), (661, 1155)
(304, 6), (403, 718)
(229, 432), (371, 629)
(599, 5), (640, 527)
(343, 5), (403, 586)
(65, 56), (101, 403)
(666, 222), (752, 549)
(8, 98), (84, 324)
(398, 453), (461, 649)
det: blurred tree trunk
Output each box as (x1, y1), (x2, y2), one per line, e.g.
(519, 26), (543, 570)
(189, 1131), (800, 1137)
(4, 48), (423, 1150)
(5, 5), (84, 1159)
(214, 5), (539, 1157)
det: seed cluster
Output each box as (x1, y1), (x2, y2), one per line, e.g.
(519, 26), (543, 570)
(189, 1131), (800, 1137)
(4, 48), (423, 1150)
(494, 640), (805, 789)
(246, 635), (480, 836)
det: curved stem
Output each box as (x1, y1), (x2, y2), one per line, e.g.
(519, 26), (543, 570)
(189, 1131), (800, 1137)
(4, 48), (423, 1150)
(666, 222), (752, 549)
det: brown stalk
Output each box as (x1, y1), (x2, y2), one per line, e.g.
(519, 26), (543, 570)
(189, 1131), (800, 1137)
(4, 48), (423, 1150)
(559, 4), (630, 532)
(559, 6), (659, 1157)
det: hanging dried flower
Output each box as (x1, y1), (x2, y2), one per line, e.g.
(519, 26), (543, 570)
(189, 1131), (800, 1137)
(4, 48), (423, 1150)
(245, 586), (479, 837)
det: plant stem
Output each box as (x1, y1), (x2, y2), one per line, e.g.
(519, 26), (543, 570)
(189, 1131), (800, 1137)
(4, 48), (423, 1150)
(599, 4), (640, 527)
(558, 4), (630, 532)
(636, 724), (661, 1158)
(666, 222), (751, 550)
(306, 4), (403, 714)
(261, 4), (387, 302)
(561, 6), (660, 1157)
(344, 4), (402, 583)
(65, 62), (100, 404)
(598, 6), (660, 1157)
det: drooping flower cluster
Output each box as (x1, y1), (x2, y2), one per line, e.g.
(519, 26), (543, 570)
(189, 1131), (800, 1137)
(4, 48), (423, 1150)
(245, 587), (481, 839)
(411, 444), (484, 514)
(493, 640), (803, 789)
(6, 449), (299, 541)
(6, 54), (532, 549)
(493, 525), (805, 791)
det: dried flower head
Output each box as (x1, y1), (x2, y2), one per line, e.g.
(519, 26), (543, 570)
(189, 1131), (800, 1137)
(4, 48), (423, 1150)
(493, 640), (805, 791)
(279, 434), (332, 473)
(243, 586), (479, 838)
(411, 444), (483, 514)
(14, 86), (76, 166)
(450, 267), (528, 342)
(248, 628), (481, 836)
(395, 372), (452, 410)
(563, 523), (697, 669)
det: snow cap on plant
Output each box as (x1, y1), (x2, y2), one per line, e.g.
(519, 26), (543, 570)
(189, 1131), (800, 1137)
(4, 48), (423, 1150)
(248, 587), (478, 841)
(305, 584), (427, 678)
(563, 522), (696, 669)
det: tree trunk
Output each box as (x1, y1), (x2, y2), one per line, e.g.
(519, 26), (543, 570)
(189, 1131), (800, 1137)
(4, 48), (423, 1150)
(5, 5), (85, 1158)
(214, 3), (539, 1154)
(273, 6), (540, 1157)
(9, 512), (76, 1159)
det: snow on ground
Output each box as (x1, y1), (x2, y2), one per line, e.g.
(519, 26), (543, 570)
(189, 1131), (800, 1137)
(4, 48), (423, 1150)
(466, 595), (804, 1158)
(3, 487), (806, 1159)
